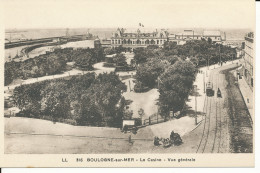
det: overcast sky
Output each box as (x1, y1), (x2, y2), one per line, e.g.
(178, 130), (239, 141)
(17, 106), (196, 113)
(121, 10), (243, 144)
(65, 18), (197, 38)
(2, 0), (255, 29)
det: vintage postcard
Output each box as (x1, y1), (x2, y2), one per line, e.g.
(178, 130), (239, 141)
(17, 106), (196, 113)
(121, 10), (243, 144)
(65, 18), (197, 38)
(0, 0), (255, 167)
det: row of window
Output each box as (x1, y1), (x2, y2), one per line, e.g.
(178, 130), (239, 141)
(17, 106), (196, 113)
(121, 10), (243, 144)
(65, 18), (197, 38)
(121, 34), (165, 38)
(112, 39), (166, 45)
(114, 32), (166, 38)
(175, 36), (221, 40)
(244, 53), (253, 66)
(175, 36), (201, 39)
(114, 35), (166, 39)
(244, 48), (254, 76)
(245, 44), (253, 57)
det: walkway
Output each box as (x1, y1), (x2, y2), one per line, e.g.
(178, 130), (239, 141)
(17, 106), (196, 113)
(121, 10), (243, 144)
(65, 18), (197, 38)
(237, 76), (253, 122)
(4, 62), (115, 92)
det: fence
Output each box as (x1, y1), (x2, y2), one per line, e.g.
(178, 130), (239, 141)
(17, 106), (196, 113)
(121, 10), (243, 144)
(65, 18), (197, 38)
(136, 113), (172, 128)
(142, 116), (165, 126)
(135, 110), (184, 128)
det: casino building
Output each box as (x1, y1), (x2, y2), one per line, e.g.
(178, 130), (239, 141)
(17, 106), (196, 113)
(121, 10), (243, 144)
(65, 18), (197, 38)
(111, 28), (169, 48)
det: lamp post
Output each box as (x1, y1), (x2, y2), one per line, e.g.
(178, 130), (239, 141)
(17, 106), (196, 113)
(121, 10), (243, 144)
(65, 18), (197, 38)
(207, 56), (209, 70)
(128, 80), (131, 92)
(203, 72), (205, 93)
(193, 85), (198, 125)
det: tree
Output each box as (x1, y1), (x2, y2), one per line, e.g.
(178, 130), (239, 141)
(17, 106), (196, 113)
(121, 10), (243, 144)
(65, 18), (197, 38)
(162, 55), (179, 65)
(104, 48), (115, 55)
(75, 73), (127, 127)
(113, 53), (127, 67)
(133, 48), (149, 64)
(5, 66), (14, 85)
(94, 47), (105, 62)
(13, 82), (43, 117)
(41, 82), (71, 121)
(207, 37), (212, 44)
(46, 55), (66, 75)
(74, 52), (95, 70)
(159, 60), (196, 116)
(115, 45), (126, 54)
(136, 58), (170, 88)
(163, 41), (177, 50)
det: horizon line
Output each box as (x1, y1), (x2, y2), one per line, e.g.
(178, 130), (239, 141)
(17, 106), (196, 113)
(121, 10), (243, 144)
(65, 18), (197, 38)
(5, 26), (254, 31)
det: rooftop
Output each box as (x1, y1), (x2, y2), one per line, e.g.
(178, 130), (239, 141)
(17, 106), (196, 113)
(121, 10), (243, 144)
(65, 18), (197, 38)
(176, 30), (200, 36)
(112, 28), (168, 38)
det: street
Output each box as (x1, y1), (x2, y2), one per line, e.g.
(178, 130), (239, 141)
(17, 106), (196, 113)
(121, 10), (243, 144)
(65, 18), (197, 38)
(196, 65), (230, 153)
(191, 63), (252, 153)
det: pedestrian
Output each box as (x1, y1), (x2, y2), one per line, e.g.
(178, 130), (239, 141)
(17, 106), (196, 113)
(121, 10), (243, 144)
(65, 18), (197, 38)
(128, 135), (132, 143)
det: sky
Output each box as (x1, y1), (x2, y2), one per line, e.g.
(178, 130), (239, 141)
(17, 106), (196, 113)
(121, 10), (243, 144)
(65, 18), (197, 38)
(2, 0), (255, 30)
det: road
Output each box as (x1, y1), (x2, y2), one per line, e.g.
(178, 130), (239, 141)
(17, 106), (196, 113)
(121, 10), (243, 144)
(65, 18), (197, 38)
(195, 63), (252, 153)
(196, 65), (230, 153)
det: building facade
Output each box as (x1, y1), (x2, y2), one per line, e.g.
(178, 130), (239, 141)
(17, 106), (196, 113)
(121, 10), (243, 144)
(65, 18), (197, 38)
(100, 39), (112, 48)
(168, 30), (202, 45)
(111, 28), (168, 48)
(174, 30), (202, 41)
(109, 28), (224, 48)
(168, 30), (223, 44)
(203, 30), (223, 43)
(243, 32), (254, 88)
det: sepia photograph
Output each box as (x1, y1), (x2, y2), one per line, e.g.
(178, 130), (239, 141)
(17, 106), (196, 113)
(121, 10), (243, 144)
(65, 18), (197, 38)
(0, 0), (255, 167)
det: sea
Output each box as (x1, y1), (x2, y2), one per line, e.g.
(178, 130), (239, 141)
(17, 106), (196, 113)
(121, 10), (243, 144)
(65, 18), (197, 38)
(4, 27), (252, 61)
(5, 27), (252, 42)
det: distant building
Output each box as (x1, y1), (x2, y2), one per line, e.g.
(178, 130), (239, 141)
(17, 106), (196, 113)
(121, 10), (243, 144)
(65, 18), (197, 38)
(169, 30), (223, 43)
(242, 32), (254, 88)
(94, 38), (101, 49)
(100, 39), (112, 48)
(111, 28), (225, 48)
(111, 28), (168, 48)
(203, 30), (222, 43)
(169, 30), (201, 45)
(175, 30), (202, 41)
